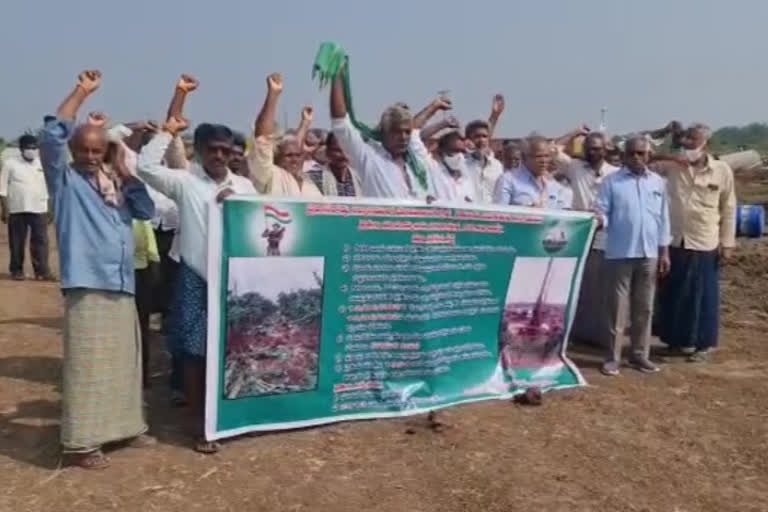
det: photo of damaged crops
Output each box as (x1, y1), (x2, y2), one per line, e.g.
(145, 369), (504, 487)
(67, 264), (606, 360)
(224, 257), (325, 399)
(499, 257), (577, 369)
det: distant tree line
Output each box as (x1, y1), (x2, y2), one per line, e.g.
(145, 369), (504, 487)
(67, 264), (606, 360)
(710, 123), (768, 155)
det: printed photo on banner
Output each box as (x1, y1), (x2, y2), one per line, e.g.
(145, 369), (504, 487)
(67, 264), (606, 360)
(224, 256), (325, 399)
(499, 257), (577, 369)
(260, 204), (295, 256)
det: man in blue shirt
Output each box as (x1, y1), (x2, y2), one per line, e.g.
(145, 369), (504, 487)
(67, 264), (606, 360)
(493, 136), (572, 209)
(595, 136), (671, 376)
(40, 70), (156, 469)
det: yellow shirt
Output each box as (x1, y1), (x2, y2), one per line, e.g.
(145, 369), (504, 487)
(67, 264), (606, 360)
(653, 156), (737, 251)
(133, 220), (160, 270)
(247, 136), (323, 198)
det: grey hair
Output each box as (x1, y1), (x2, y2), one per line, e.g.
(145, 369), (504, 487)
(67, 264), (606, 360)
(624, 134), (651, 153)
(688, 122), (712, 141)
(379, 104), (413, 134)
(275, 134), (299, 156)
(520, 135), (550, 156)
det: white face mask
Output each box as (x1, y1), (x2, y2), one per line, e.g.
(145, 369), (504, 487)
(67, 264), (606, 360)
(442, 153), (466, 173)
(685, 147), (704, 163)
(21, 149), (38, 162)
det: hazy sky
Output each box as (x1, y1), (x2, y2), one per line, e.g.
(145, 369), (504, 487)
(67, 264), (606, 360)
(229, 257), (323, 301)
(506, 257), (576, 305)
(1, 0), (765, 139)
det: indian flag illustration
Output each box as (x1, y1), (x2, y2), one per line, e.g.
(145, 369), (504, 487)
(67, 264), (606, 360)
(264, 205), (292, 224)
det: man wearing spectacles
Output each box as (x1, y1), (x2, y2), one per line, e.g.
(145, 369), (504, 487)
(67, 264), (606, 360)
(595, 136), (671, 377)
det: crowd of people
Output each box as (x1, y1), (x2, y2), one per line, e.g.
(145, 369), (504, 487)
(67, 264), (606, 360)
(0, 63), (736, 469)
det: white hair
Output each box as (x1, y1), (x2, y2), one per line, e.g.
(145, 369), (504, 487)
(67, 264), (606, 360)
(379, 105), (413, 134)
(688, 123), (712, 141)
(520, 135), (550, 156)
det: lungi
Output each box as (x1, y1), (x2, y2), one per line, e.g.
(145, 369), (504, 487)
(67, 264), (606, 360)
(61, 289), (146, 452)
(571, 249), (608, 347)
(658, 247), (720, 350)
(169, 261), (208, 359)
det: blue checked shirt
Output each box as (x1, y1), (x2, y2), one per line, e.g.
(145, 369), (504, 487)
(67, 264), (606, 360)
(595, 167), (671, 260)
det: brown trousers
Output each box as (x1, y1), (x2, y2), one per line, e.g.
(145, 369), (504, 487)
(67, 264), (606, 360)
(604, 258), (657, 363)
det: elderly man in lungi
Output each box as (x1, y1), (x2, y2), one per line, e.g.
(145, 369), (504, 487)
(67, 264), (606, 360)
(654, 124), (737, 363)
(40, 70), (156, 469)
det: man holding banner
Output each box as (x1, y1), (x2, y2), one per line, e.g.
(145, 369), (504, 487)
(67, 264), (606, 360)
(137, 77), (256, 453)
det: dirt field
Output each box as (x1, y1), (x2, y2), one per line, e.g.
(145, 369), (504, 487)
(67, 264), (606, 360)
(1, 180), (767, 511)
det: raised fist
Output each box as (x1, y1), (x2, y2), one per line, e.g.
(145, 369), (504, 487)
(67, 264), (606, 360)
(87, 111), (108, 128)
(301, 106), (314, 123)
(77, 70), (102, 93)
(434, 96), (452, 111)
(176, 74), (199, 93)
(445, 115), (460, 129)
(267, 73), (283, 93)
(491, 94), (505, 115)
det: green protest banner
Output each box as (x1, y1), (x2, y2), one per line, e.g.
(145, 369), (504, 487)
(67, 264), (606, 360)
(205, 197), (595, 440)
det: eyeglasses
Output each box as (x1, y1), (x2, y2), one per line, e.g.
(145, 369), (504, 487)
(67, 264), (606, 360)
(206, 145), (232, 157)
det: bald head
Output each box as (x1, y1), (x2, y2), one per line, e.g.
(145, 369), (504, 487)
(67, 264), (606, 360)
(70, 124), (108, 174)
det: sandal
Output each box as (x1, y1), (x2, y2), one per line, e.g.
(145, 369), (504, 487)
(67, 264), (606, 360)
(194, 439), (221, 454)
(69, 450), (110, 470)
(127, 434), (157, 449)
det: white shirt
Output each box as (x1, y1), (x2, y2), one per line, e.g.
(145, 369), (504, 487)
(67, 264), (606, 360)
(121, 142), (179, 231)
(331, 115), (435, 199)
(465, 152), (503, 204)
(248, 136), (324, 198)
(429, 157), (478, 203)
(558, 153), (619, 250)
(137, 132), (256, 280)
(146, 185), (180, 231)
(0, 157), (48, 214)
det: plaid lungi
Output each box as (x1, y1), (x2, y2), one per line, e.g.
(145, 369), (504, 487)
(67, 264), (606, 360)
(61, 289), (147, 453)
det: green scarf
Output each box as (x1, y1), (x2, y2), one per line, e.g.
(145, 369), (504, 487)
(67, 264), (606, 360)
(312, 42), (429, 192)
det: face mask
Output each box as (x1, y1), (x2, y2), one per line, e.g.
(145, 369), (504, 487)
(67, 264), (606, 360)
(442, 153), (466, 173)
(21, 149), (38, 161)
(685, 147), (703, 162)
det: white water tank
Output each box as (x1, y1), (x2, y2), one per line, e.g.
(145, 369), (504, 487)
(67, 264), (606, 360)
(719, 150), (761, 172)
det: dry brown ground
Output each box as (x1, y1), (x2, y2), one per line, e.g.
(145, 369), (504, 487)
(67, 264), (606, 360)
(1, 177), (767, 511)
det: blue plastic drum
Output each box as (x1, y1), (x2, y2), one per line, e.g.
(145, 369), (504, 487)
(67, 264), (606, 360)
(736, 205), (765, 238)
